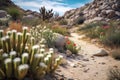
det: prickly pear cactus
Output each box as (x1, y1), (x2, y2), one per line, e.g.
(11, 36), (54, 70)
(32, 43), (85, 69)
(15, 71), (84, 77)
(0, 27), (63, 80)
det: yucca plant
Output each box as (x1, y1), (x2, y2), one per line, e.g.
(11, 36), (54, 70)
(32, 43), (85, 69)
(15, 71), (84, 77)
(0, 27), (63, 80)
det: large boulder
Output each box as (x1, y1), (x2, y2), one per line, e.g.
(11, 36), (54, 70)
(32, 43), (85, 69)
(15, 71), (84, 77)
(0, 10), (7, 18)
(53, 33), (66, 52)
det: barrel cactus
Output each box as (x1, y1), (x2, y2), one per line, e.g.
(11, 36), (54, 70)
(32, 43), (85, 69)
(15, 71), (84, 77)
(0, 27), (63, 80)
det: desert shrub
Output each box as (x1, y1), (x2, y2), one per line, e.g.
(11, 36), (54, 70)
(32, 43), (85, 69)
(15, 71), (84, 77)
(42, 29), (55, 48)
(101, 32), (120, 46)
(22, 17), (40, 26)
(80, 21), (120, 46)
(108, 67), (120, 80)
(79, 21), (103, 31)
(7, 8), (21, 21)
(86, 26), (105, 38)
(5, 21), (23, 32)
(0, 19), (9, 27)
(59, 19), (68, 25)
(0, 27), (63, 80)
(111, 48), (120, 59)
(30, 25), (55, 48)
(52, 26), (69, 36)
(100, 25), (120, 46)
(74, 16), (85, 24)
(65, 37), (79, 54)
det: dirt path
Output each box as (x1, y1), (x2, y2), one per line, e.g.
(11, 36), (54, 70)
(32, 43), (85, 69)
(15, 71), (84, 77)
(58, 33), (120, 80)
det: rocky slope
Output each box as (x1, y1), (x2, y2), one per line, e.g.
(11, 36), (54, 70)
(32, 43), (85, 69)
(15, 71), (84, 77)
(0, 0), (25, 14)
(0, 0), (39, 17)
(64, 0), (120, 25)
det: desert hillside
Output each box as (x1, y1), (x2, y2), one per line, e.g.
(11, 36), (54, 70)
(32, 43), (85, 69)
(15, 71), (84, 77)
(64, 0), (120, 25)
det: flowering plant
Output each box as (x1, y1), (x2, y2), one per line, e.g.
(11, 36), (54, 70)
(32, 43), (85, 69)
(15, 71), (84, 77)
(65, 37), (79, 54)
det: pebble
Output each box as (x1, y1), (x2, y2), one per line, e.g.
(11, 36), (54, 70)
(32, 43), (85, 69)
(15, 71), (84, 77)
(68, 78), (74, 80)
(98, 62), (106, 65)
(83, 58), (89, 61)
(70, 63), (77, 68)
(83, 68), (90, 72)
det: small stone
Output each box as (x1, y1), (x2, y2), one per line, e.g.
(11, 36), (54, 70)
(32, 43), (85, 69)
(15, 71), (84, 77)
(99, 62), (106, 65)
(83, 58), (89, 61)
(95, 72), (98, 74)
(66, 50), (72, 57)
(91, 39), (98, 44)
(93, 49), (108, 57)
(83, 68), (90, 72)
(60, 78), (64, 80)
(80, 64), (87, 68)
(68, 78), (74, 80)
(70, 63), (77, 68)
(56, 69), (61, 72)
(101, 62), (106, 65)
(113, 65), (118, 68)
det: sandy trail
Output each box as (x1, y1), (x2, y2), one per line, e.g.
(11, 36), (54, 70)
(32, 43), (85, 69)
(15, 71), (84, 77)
(58, 33), (120, 80)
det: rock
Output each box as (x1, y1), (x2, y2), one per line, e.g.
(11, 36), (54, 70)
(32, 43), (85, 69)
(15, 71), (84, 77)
(99, 62), (106, 65)
(101, 62), (106, 65)
(54, 33), (66, 52)
(82, 58), (89, 61)
(66, 50), (72, 57)
(91, 39), (98, 44)
(0, 10), (7, 18)
(23, 15), (35, 20)
(93, 49), (108, 57)
(80, 64), (87, 68)
(70, 63), (77, 68)
(83, 68), (90, 73)
(64, 0), (120, 25)
(68, 78), (74, 80)
(106, 10), (116, 18)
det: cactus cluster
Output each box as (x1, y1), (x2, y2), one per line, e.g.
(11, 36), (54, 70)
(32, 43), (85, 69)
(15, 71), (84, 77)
(30, 25), (55, 48)
(39, 6), (54, 21)
(0, 27), (63, 80)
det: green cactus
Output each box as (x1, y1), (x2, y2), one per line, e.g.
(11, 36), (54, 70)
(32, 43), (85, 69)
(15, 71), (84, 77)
(0, 27), (63, 80)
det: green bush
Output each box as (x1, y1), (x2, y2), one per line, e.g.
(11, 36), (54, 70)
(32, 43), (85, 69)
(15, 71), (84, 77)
(0, 27), (63, 80)
(7, 8), (21, 20)
(111, 48), (120, 59)
(86, 26), (105, 38)
(30, 25), (55, 48)
(101, 32), (120, 46)
(22, 17), (40, 26)
(74, 16), (85, 25)
(52, 26), (69, 36)
(80, 21), (120, 46)
(100, 26), (120, 46)
(59, 19), (68, 25)
(79, 21), (103, 31)
(42, 29), (55, 48)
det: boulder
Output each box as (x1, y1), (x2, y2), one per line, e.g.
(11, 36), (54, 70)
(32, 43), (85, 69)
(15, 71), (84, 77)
(93, 49), (108, 57)
(54, 33), (66, 52)
(23, 15), (35, 20)
(0, 10), (7, 18)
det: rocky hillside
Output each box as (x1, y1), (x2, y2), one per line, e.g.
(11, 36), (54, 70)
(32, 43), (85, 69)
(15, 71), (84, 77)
(64, 0), (120, 25)
(0, 0), (25, 14)
(0, 0), (40, 18)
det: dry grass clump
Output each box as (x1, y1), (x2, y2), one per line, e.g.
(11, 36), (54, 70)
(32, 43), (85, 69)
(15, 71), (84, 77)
(108, 67), (120, 80)
(111, 48), (120, 60)
(5, 21), (22, 32)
